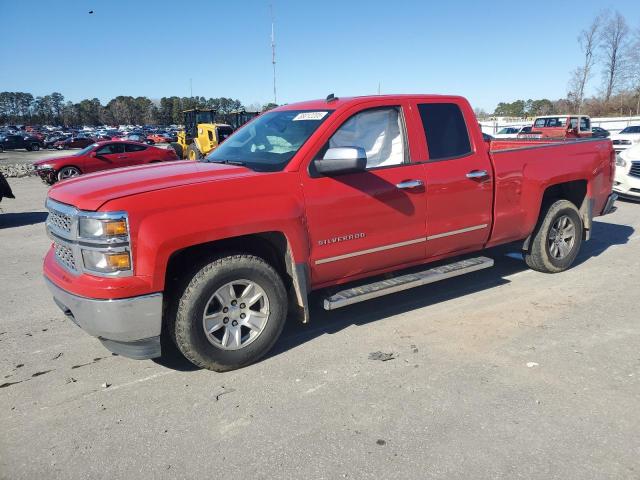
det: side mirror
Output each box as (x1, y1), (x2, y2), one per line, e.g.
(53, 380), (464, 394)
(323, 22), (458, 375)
(313, 147), (367, 175)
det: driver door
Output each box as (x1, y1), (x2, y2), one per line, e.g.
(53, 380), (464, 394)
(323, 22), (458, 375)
(87, 143), (126, 173)
(301, 101), (428, 286)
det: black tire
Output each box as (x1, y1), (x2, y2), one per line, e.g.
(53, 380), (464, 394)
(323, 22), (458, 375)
(186, 143), (202, 160)
(169, 142), (183, 159)
(31, 143), (40, 151)
(173, 254), (288, 372)
(25, 146), (32, 152)
(524, 199), (583, 273)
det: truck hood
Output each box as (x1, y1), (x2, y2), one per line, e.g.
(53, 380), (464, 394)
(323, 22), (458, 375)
(48, 161), (253, 211)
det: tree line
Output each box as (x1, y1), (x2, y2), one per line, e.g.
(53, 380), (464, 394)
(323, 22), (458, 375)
(0, 92), (276, 126)
(479, 10), (640, 119)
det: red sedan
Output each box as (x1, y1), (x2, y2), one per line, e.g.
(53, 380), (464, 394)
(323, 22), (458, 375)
(33, 141), (179, 184)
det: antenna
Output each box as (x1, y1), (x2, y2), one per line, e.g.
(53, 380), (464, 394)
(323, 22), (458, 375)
(270, 4), (277, 105)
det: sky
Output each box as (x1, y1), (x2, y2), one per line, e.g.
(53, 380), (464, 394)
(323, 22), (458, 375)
(1, 0), (638, 111)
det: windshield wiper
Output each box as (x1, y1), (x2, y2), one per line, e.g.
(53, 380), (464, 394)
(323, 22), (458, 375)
(207, 159), (253, 169)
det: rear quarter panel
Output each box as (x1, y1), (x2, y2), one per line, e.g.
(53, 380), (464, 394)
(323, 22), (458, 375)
(487, 138), (613, 247)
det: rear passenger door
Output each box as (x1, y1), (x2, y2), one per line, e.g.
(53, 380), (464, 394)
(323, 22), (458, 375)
(413, 101), (493, 258)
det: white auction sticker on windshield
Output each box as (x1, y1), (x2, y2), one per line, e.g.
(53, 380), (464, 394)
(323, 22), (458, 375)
(292, 111), (328, 121)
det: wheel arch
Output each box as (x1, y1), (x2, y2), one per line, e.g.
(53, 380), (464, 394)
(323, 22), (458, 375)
(523, 179), (590, 251)
(164, 231), (310, 324)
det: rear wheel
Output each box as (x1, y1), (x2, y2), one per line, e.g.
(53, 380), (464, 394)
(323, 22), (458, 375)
(31, 143), (40, 151)
(172, 254), (288, 371)
(524, 199), (583, 273)
(57, 166), (81, 181)
(186, 143), (202, 160)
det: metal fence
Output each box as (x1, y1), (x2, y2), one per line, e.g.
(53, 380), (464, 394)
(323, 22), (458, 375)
(479, 116), (640, 135)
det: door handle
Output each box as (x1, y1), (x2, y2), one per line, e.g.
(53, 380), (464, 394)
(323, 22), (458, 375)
(396, 179), (424, 190)
(117, 155), (128, 159)
(466, 170), (489, 180)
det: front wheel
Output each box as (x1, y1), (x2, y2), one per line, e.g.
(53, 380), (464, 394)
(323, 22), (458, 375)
(173, 254), (288, 371)
(524, 199), (583, 273)
(57, 166), (81, 181)
(31, 143), (40, 151)
(186, 143), (202, 160)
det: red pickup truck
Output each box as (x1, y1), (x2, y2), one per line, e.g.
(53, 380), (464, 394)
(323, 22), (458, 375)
(43, 94), (617, 371)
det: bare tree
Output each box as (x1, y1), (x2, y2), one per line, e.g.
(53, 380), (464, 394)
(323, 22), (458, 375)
(625, 28), (640, 114)
(568, 15), (602, 112)
(600, 11), (629, 102)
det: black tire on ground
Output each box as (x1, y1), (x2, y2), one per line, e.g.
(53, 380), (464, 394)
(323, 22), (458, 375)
(524, 199), (583, 273)
(169, 142), (183, 159)
(186, 143), (202, 160)
(25, 146), (32, 151)
(173, 254), (288, 372)
(31, 143), (40, 151)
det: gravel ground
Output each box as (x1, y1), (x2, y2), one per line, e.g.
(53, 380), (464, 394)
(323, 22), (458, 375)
(1, 177), (639, 479)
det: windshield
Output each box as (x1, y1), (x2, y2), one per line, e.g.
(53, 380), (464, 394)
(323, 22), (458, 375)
(75, 144), (97, 156)
(204, 110), (332, 171)
(621, 126), (640, 134)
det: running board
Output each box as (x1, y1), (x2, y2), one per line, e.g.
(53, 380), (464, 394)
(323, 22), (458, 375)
(323, 256), (494, 310)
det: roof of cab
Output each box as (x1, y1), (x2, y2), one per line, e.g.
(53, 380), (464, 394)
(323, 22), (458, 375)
(273, 94), (467, 111)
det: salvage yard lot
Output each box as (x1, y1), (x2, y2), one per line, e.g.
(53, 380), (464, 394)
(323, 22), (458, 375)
(1, 177), (639, 479)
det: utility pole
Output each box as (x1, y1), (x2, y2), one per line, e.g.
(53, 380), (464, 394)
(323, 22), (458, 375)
(270, 4), (277, 105)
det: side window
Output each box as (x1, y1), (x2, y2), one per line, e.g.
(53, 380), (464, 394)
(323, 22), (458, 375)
(580, 117), (590, 131)
(418, 103), (471, 160)
(569, 117), (578, 129)
(125, 143), (147, 152)
(325, 107), (405, 169)
(96, 143), (125, 155)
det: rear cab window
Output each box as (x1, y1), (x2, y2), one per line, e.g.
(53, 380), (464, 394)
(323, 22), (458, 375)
(417, 103), (471, 161)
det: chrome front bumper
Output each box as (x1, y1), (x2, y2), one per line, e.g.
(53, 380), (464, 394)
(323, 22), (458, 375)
(45, 278), (163, 359)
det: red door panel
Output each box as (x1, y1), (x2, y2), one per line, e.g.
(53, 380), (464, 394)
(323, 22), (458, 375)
(409, 99), (493, 258)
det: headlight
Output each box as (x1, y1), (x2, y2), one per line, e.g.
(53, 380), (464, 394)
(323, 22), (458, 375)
(81, 250), (131, 273)
(615, 155), (627, 167)
(37, 163), (54, 170)
(78, 216), (128, 239)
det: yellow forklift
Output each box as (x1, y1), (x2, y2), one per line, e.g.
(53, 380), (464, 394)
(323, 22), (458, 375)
(170, 109), (234, 160)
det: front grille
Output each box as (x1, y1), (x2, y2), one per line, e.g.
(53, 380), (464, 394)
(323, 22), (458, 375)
(54, 242), (77, 272)
(613, 139), (631, 145)
(48, 209), (72, 233)
(630, 162), (640, 178)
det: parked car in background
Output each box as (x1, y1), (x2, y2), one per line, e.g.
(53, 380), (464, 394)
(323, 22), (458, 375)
(611, 125), (640, 152)
(53, 137), (95, 150)
(44, 134), (69, 149)
(591, 126), (610, 138)
(520, 115), (592, 139)
(113, 133), (155, 145)
(33, 141), (179, 184)
(614, 143), (640, 200)
(147, 133), (169, 144)
(493, 126), (531, 139)
(0, 134), (44, 151)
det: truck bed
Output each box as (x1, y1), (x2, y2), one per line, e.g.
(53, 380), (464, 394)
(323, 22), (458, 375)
(486, 137), (614, 248)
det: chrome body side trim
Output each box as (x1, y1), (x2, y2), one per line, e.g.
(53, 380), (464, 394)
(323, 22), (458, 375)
(45, 277), (163, 343)
(314, 224), (489, 265)
(427, 224), (488, 240)
(315, 237), (426, 265)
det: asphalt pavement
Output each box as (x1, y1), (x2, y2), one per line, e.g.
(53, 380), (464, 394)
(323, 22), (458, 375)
(1, 177), (639, 479)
